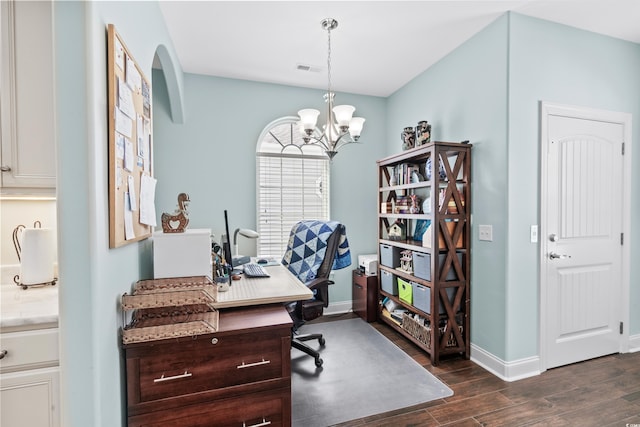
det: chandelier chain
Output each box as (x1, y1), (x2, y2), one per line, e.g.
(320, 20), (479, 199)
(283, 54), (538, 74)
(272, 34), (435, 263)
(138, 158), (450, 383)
(326, 24), (332, 96)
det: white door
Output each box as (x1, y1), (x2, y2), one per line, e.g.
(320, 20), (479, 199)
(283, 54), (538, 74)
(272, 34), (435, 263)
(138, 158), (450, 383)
(540, 103), (630, 370)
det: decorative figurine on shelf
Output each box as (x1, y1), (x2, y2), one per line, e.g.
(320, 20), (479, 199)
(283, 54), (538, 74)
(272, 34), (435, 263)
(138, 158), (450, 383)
(399, 249), (413, 273)
(426, 156), (447, 181)
(161, 192), (190, 233)
(388, 220), (407, 241)
(410, 170), (424, 183)
(389, 172), (397, 186)
(416, 120), (431, 146)
(422, 197), (432, 214)
(401, 127), (416, 151)
(409, 194), (421, 214)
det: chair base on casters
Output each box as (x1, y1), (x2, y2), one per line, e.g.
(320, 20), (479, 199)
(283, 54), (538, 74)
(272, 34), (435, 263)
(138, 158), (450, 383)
(292, 332), (325, 367)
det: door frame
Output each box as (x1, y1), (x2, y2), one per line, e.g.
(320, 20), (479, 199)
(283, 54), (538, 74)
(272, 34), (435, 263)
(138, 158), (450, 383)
(539, 101), (632, 371)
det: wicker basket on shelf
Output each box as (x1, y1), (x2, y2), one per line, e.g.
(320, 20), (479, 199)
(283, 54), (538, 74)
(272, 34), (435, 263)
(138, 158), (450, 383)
(401, 313), (462, 348)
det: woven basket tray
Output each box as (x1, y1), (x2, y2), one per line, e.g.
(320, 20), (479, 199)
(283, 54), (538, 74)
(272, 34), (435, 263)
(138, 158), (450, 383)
(133, 276), (214, 293)
(122, 308), (219, 344)
(401, 313), (463, 349)
(121, 276), (217, 310)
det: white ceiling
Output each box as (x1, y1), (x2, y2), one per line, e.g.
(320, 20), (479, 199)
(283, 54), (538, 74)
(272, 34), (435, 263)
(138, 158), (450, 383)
(159, 1), (640, 97)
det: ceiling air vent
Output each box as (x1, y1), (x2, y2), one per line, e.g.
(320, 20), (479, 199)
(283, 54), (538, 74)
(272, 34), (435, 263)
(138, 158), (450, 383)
(296, 63), (321, 73)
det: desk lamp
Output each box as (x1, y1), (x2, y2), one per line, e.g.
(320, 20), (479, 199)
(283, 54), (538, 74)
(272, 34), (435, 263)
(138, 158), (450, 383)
(233, 228), (259, 266)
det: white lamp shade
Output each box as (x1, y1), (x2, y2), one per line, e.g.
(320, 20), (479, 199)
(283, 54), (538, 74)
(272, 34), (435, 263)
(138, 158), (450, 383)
(332, 105), (355, 127)
(238, 229), (259, 239)
(349, 117), (365, 137)
(298, 109), (320, 130)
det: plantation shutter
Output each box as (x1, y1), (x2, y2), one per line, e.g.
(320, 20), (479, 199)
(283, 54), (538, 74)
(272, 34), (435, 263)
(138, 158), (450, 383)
(256, 120), (330, 258)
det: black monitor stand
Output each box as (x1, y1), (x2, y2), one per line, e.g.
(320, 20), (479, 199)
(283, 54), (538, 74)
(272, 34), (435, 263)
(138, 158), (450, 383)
(223, 210), (244, 275)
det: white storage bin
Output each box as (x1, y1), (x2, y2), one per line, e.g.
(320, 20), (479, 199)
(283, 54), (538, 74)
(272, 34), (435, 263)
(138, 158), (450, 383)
(153, 229), (211, 279)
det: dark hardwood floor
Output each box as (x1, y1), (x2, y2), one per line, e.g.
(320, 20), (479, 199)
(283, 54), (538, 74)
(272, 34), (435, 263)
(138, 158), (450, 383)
(315, 313), (640, 427)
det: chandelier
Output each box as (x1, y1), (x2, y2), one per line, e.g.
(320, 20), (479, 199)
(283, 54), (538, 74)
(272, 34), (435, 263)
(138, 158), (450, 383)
(298, 18), (365, 160)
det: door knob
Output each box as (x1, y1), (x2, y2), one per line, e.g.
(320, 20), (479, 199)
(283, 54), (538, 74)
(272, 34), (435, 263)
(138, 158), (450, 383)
(549, 234), (558, 242)
(549, 252), (571, 260)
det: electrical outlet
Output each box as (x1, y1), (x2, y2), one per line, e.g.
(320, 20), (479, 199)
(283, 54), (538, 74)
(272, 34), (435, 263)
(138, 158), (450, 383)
(479, 224), (493, 241)
(530, 225), (538, 243)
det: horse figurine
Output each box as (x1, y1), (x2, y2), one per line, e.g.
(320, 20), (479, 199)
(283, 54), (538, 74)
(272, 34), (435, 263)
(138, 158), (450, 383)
(161, 193), (190, 233)
(409, 194), (421, 214)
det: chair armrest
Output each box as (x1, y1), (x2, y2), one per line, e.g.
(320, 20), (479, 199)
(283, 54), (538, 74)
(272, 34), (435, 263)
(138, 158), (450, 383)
(306, 277), (334, 291)
(304, 277), (333, 308)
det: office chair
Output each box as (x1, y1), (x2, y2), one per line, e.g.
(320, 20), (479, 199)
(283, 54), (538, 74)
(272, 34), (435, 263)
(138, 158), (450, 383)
(282, 220), (351, 367)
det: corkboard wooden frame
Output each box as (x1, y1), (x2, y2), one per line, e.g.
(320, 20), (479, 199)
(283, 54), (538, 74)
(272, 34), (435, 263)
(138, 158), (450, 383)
(107, 24), (154, 248)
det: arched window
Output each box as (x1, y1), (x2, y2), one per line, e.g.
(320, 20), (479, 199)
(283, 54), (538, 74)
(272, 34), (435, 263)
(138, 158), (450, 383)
(256, 116), (330, 257)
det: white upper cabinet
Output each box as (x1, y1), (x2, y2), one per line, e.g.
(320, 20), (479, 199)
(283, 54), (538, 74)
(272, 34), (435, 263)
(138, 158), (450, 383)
(1, 0), (56, 193)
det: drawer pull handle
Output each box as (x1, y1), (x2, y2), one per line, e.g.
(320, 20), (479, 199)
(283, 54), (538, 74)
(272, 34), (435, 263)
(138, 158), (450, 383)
(243, 419), (271, 427)
(0, 350), (7, 360)
(153, 370), (192, 383)
(237, 359), (271, 369)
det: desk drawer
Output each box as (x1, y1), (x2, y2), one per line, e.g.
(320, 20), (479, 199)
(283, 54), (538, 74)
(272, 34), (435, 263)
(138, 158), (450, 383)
(128, 387), (290, 427)
(129, 329), (287, 404)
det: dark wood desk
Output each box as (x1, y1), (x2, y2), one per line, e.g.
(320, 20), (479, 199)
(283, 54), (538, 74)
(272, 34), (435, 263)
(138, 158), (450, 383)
(124, 305), (293, 426)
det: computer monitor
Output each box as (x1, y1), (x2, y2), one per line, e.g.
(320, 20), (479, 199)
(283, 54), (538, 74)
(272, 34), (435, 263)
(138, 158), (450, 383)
(223, 210), (233, 268)
(223, 210), (243, 275)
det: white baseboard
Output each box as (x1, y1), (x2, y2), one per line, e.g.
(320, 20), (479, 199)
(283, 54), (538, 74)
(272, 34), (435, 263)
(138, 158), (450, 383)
(325, 300), (353, 316)
(471, 334), (640, 381)
(628, 333), (640, 352)
(471, 344), (541, 382)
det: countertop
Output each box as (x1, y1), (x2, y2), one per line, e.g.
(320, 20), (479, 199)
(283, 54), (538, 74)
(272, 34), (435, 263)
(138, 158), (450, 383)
(1, 267), (59, 332)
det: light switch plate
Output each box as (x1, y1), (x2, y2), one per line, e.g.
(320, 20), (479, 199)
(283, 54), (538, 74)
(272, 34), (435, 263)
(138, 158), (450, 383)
(479, 224), (493, 241)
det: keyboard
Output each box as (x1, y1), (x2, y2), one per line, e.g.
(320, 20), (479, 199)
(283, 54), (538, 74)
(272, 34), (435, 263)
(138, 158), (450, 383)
(243, 263), (270, 278)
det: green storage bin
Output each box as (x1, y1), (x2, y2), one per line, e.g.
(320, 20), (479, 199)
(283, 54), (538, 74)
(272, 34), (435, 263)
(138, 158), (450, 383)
(398, 278), (413, 305)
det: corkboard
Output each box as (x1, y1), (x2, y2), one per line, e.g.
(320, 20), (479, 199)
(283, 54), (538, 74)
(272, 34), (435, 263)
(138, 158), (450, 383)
(107, 24), (155, 248)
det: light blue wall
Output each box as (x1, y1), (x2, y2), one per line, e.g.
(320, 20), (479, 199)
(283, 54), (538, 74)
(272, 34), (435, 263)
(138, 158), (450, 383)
(387, 12), (640, 362)
(387, 15), (511, 359)
(53, 1), (183, 426)
(152, 71), (387, 303)
(506, 13), (640, 360)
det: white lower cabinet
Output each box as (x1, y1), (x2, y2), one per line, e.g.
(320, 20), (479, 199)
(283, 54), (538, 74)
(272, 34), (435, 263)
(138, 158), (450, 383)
(0, 328), (60, 427)
(1, 367), (60, 427)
